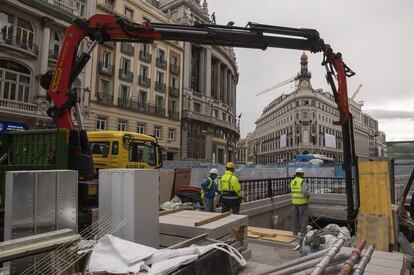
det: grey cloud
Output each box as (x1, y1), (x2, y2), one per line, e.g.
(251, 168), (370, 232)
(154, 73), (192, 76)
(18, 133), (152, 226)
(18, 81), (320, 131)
(365, 109), (414, 120)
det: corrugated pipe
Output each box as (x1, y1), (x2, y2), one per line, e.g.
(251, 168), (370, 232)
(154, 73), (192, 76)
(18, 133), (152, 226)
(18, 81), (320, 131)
(310, 238), (345, 275)
(352, 245), (375, 275)
(259, 248), (330, 275)
(294, 263), (344, 275)
(339, 240), (367, 275)
(269, 253), (350, 275)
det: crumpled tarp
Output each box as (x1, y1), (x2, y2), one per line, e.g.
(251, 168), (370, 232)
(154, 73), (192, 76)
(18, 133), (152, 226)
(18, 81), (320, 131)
(88, 234), (246, 275)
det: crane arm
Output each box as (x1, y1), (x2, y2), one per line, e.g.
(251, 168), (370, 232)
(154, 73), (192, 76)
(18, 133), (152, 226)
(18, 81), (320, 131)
(42, 15), (332, 128)
(256, 76), (297, 96)
(351, 84), (363, 100)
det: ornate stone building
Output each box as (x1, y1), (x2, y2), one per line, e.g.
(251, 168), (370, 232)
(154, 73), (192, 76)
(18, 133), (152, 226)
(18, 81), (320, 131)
(85, 0), (184, 160)
(0, 0), (94, 131)
(250, 53), (385, 164)
(159, 0), (240, 163)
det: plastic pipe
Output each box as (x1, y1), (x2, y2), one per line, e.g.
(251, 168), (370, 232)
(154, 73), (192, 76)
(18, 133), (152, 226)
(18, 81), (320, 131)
(294, 263), (344, 275)
(259, 248), (330, 275)
(310, 238), (345, 275)
(270, 253), (350, 275)
(339, 240), (366, 275)
(352, 245), (375, 275)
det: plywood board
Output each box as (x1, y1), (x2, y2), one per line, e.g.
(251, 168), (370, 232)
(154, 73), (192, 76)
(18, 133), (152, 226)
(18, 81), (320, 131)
(173, 168), (191, 193)
(248, 227), (295, 237)
(261, 235), (297, 243)
(247, 232), (262, 239)
(357, 213), (389, 251)
(358, 160), (394, 244)
(160, 169), (175, 204)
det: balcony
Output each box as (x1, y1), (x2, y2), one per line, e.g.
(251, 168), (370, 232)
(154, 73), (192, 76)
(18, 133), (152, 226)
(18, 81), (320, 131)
(168, 111), (180, 121)
(98, 62), (114, 76)
(97, 0), (114, 10)
(119, 69), (134, 82)
(155, 82), (166, 93)
(139, 51), (152, 63)
(116, 98), (166, 118)
(0, 99), (38, 114)
(169, 87), (179, 97)
(156, 58), (167, 70)
(121, 43), (134, 56)
(53, 0), (85, 17)
(96, 92), (114, 105)
(170, 63), (180, 75)
(0, 36), (38, 58)
(138, 76), (151, 88)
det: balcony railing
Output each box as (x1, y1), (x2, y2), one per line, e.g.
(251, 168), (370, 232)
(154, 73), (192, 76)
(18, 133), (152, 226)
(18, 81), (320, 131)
(170, 63), (180, 75)
(121, 43), (134, 56)
(138, 76), (151, 88)
(53, 0), (74, 14)
(98, 62), (114, 76)
(155, 82), (166, 93)
(97, 0), (114, 10)
(139, 51), (152, 63)
(0, 98), (38, 113)
(96, 92), (114, 105)
(168, 87), (179, 97)
(0, 36), (38, 57)
(116, 97), (166, 118)
(156, 58), (167, 70)
(168, 111), (180, 121)
(119, 69), (134, 82)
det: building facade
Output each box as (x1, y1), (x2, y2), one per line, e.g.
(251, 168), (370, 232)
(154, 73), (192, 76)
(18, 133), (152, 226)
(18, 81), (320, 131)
(159, 0), (240, 164)
(0, 0), (94, 131)
(235, 137), (247, 164)
(85, 0), (184, 160)
(250, 53), (384, 164)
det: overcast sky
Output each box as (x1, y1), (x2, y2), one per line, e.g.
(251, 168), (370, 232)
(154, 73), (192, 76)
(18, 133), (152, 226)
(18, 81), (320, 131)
(206, 0), (414, 141)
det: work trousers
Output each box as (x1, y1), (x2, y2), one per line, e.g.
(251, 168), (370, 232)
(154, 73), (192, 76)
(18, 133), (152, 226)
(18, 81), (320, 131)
(221, 197), (241, 214)
(204, 197), (215, 212)
(292, 204), (309, 235)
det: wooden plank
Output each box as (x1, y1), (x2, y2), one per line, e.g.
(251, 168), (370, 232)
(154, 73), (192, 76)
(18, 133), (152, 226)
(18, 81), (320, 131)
(358, 160), (394, 244)
(261, 235), (297, 243)
(247, 232), (262, 239)
(159, 208), (185, 216)
(357, 213), (389, 251)
(194, 212), (231, 226)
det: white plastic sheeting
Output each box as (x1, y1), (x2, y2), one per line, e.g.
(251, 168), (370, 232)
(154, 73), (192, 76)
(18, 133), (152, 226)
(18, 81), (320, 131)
(88, 234), (246, 275)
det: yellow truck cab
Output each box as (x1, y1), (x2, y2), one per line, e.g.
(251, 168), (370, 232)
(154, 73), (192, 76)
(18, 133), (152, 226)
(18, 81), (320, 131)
(87, 131), (162, 170)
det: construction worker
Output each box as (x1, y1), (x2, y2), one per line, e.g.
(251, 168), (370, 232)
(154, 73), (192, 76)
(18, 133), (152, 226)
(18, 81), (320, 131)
(201, 168), (220, 212)
(219, 162), (242, 214)
(290, 167), (310, 251)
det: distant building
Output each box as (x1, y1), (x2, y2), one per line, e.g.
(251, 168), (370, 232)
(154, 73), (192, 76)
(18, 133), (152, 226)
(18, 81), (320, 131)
(0, 0), (94, 131)
(85, 0), (184, 160)
(236, 137), (247, 164)
(250, 53), (385, 164)
(159, 0), (240, 163)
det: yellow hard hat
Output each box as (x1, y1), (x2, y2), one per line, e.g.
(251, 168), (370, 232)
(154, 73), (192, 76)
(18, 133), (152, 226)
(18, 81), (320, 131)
(226, 162), (235, 169)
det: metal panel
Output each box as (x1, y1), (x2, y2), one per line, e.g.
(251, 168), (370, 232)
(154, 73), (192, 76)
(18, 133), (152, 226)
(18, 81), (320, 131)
(56, 170), (78, 230)
(4, 170), (78, 275)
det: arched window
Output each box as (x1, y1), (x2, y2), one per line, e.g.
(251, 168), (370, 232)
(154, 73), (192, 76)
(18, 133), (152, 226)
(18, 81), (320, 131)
(0, 60), (31, 102)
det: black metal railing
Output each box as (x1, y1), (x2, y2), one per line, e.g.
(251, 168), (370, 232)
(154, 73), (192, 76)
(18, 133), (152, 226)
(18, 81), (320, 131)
(120, 43), (134, 56)
(155, 81), (166, 93)
(119, 69), (134, 82)
(139, 51), (152, 63)
(170, 63), (180, 75)
(96, 92), (113, 105)
(138, 76), (151, 88)
(169, 86), (179, 97)
(116, 97), (166, 117)
(239, 177), (348, 203)
(168, 111), (180, 120)
(98, 62), (114, 76)
(156, 57), (167, 69)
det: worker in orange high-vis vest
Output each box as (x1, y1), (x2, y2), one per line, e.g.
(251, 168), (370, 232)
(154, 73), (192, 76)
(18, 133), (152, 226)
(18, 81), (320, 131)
(290, 167), (310, 251)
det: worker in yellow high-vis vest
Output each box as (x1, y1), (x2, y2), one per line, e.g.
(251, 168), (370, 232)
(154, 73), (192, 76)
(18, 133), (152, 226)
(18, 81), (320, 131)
(219, 162), (242, 214)
(290, 167), (310, 251)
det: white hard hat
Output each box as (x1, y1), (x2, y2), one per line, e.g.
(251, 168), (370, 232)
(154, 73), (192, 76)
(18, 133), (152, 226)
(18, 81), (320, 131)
(210, 168), (219, 175)
(295, 168), (305, 174)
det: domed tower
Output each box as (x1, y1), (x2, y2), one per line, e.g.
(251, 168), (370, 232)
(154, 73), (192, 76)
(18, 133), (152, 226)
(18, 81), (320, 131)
(298, 52), (312, 89)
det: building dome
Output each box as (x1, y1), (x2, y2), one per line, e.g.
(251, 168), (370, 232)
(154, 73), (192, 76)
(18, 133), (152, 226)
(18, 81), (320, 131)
(301, 52), (308, 62)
